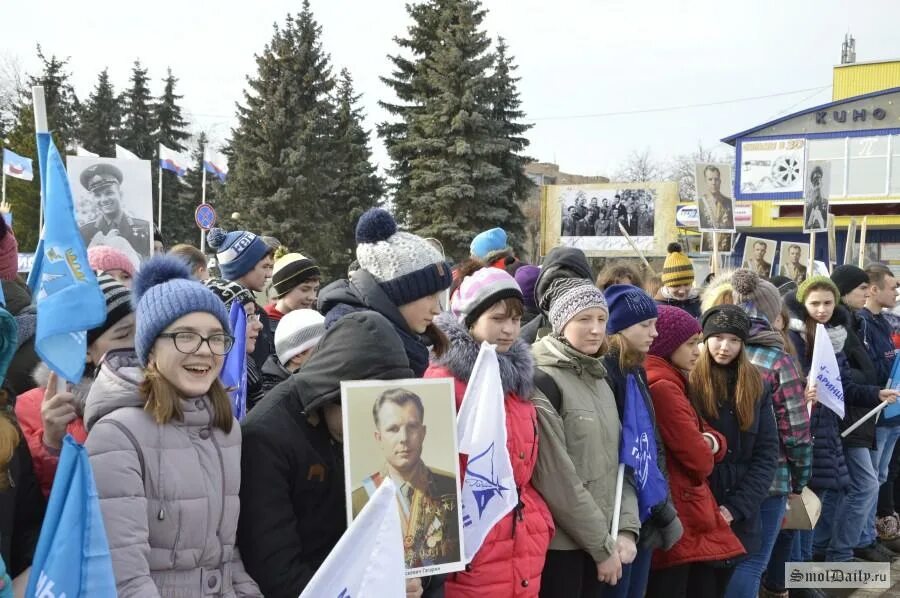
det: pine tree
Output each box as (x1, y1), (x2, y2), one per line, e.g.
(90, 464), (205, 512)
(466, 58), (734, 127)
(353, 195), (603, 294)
(119, 60), (155, 158)
(79, 68), (120, 156)
(379, 0), (527, 261)
(329, 69), (384, 268)
(485, 37), (532, 258)
(154, 68), (191, 244)
(228, 1), (343, 278)
(5, 47), (81, 251)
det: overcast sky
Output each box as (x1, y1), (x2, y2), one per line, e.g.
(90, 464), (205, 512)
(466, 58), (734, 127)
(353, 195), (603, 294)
(4, 0), (898, 178)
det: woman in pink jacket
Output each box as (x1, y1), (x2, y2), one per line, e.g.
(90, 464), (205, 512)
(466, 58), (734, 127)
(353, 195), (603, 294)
(84, 257), (260, 597)
(426, 264), (554, 597)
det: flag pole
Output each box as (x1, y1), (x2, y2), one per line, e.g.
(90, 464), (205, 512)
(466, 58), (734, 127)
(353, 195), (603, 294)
(841, 402), (888, 438)
(157, 148), (163, 243)
(200, 164), (207, 255)
(858, 216), (868, 268)
(610, 463), (625, 538)
(33, 86), (65, 394)
(808, 231), (816, 276)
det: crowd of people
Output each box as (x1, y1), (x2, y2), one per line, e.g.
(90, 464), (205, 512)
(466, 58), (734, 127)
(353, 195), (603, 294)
(561, 190), (655, 238)
(2, 209), (900, 598)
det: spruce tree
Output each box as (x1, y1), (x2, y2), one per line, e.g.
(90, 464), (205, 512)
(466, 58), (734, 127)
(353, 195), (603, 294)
(119, 60), (155, 158)
(329, 68), (384, 269)
(485, 37), (532, 258)
(228, 1), (342, 277)
(154, 68), (191, 244)
(6, 47), (81, 250)
(380, 0), (518, 261)
(168, 133), (218, 248)
(79, 68), (120, 156)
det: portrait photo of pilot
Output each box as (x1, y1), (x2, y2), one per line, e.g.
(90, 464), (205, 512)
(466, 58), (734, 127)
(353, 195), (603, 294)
(343, 379), (464, 576)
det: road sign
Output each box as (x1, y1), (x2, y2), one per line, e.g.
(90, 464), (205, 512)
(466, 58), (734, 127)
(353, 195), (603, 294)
(195, 203), (217, 230)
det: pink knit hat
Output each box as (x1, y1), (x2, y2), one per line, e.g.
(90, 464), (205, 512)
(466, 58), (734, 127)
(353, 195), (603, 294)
(0, 219), (18, 281)
(648, 305), (701, 359)
(88, 246), (136, 277)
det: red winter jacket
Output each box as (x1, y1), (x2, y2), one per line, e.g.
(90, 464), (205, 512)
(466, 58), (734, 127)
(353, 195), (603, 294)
(644, 354), (745, 569)
(425, 313), (553, 597)
(15, 385), (88, 497)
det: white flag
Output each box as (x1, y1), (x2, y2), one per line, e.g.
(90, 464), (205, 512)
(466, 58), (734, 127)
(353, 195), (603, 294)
(75, 146), (99, 157)
(809, 322), (845, 418)
(456, 341), (517, 564)
(115, 144), (139, 160)
(300, 478), (405, 598)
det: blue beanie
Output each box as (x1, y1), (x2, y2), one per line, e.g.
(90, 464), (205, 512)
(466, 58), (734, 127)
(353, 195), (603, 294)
(207, 227), (270, 281)
(604, 284), (659, 335)
(133, 256), (230, 366)
(470, 228), (509, 260)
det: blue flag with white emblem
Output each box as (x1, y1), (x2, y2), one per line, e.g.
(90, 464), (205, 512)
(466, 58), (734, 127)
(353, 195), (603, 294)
(27, 134), (106, 382)
(220, 301), (247, 420)
(457, 342), (516, 563)
(26, 435), (117, 598)
(621, 374), (669, 522)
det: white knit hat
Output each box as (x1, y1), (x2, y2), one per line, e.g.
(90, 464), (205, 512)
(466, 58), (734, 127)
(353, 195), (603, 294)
(275, 309), (326, 364)
(354, 208), (453, 306)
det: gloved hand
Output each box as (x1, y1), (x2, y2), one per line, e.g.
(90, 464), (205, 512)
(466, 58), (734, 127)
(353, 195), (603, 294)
(638, 500), (684, 550)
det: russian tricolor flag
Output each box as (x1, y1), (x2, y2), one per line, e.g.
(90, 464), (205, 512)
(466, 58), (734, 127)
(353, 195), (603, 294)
(159, 144), (191, 177)
(203, 150), (228, 183)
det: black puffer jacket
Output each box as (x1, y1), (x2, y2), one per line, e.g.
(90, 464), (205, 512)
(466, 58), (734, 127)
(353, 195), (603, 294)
(238, 311), (418, 598)
(519, 247), (593, 343)
(0, 421), (46, 577)
(318, 269), (434, 377)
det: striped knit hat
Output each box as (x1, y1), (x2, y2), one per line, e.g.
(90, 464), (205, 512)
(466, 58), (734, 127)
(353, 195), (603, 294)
(662, 242), (694, 287)
(87, 274), (134, 346)
(451, 267), (523, 327)
(271, 253), (320, 297)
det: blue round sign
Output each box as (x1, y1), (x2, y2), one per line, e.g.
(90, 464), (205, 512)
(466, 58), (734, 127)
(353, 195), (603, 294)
(195, 203), (217, 230)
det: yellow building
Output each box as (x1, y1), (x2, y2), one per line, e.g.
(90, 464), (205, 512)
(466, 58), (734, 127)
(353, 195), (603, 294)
(721, 59), (900, 266)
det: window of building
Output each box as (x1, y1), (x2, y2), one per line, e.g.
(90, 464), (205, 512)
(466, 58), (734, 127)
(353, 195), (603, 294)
(847, 136), (889, 196)
(890, 135), (900, 194)
(807, 137), (847, 197)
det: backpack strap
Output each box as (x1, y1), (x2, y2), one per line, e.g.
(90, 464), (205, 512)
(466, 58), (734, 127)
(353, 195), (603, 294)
(533, 369), (563, 413)
(102, 419), (146, 487)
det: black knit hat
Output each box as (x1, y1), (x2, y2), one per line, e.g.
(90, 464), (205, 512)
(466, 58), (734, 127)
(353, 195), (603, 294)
(831, 264), (869, 297)
(701, 304), (750, 341)
(87, 274), (134, 346)
(271, 253), (321, 297)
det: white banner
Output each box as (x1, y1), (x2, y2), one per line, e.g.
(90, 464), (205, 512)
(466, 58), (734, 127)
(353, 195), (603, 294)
(739, 138), (806, 194)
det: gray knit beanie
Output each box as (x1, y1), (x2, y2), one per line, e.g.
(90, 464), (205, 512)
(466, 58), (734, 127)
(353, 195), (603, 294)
(547, 278), (608, 335)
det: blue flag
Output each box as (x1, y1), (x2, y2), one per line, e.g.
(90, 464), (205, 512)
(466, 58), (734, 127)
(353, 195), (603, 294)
(620, 374), (669, 522)
(27, 134), (106, 381)
(26, 435), (117, 597)
(220, 301), (247, 420)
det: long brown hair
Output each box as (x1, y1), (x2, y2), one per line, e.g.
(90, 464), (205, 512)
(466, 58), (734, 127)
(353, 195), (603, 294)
(607, 332), (646, 371)
(689, 340), (763, 431)
(0, 390), (19, 490)
(140, 364), (234, 433)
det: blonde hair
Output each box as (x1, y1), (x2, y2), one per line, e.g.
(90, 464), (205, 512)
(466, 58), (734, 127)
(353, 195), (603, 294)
(643, 275), (663, 300)
(0, 391), (19, 491)
(689, 341), (762, 431)
(607, 332), (647, 371)
(140, 364), (234, 433)
(701, 270), (736, 312)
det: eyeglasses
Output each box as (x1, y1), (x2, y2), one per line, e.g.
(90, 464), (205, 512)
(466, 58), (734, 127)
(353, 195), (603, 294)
(158, 332), (235, 355)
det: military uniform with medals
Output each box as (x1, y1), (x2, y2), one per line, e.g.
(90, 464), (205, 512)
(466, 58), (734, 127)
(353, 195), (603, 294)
(351, 462), (460, 568)
(78, 163), (151, 256)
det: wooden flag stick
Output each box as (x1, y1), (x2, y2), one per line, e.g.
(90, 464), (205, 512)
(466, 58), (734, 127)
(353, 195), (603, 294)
(858, 216), (868, 268)
(843, 217), (856, 266)
(711, 232), (719, 276)
(617, 222), (657, 276)
(808, 231), (816, 276)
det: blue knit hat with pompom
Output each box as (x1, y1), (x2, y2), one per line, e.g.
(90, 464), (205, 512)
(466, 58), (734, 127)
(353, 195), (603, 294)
(133, 255), (230, 366)
(354, 208), (453, 306)
(207, 227), (270, 281)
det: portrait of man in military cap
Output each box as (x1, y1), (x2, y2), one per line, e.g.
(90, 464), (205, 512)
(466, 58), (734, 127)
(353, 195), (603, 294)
(68, 159), (153, 261)
(343, 379), (464, 576)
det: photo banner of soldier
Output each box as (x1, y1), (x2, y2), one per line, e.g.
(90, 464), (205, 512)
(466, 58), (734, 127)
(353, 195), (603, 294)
(695, 163), (735, 233)
(803, 160), (830, 234)
(341, 377), (466, 578)
(65, 156), (153, 269)
(542, 181), (678, 257)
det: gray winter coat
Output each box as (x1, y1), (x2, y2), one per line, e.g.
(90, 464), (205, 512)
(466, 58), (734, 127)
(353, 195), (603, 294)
(84, 349), (261, 597)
